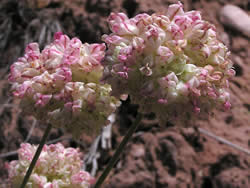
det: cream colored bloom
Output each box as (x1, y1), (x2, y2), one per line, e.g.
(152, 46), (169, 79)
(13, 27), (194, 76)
(7, 143), (94, 188)
(9, 32), (120, 136)
(102, 2), (235, 124)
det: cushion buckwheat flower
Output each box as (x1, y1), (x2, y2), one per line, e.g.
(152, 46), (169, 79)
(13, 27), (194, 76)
(102, 2), (235, 125)
(9, 32), (120, 137)
(6, 143), (94, 188)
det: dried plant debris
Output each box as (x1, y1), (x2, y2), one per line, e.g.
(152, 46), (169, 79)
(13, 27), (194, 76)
(24, 10), (62, 49)
(0, 0), (62, 68)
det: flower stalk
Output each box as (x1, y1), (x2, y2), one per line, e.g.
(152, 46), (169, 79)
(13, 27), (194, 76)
(20, 123), (52, 188)
(94, 113), (142, 188)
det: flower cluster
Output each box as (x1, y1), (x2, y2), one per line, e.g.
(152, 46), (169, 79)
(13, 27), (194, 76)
(9, 32), (120, 136)
(6, 143), (94, 188)
(102, 2), (235, 124)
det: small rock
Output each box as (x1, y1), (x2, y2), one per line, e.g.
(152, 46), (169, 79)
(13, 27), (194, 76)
(219, 5), (250, 38)
(131, 144), (145, 158)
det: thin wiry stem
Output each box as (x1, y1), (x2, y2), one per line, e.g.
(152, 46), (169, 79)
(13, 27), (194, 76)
(94, 113), (142, 188)
(24, 119), (37, 143)
(0, 150), (18, 158)
(198, 128), (250, 155)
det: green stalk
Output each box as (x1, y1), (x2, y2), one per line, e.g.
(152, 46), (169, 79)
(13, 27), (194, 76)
(20, 124), (52, 188)
(94, 113), (142, 188)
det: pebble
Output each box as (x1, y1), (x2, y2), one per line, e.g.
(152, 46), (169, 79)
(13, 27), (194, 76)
(219, 5), (250, 38)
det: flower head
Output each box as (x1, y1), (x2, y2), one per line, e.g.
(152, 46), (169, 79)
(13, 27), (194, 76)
(6, 143), (94, 188)
(102, 2), (235, 125)
(9, 32), (120, 136)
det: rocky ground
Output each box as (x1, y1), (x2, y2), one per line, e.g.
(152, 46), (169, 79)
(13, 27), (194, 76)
(0, 0), (249, 187)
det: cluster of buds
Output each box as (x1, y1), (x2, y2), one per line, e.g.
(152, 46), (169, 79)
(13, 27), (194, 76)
(6, 143), (94, 188)
(102, 2), (235, 124)
(9, 32), (120, 136)
(7, 2), (236, 187)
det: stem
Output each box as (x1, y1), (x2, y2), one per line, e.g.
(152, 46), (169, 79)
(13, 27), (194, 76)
(94, 113), (142, 188)
(20, 124), (52, 188)
(198, 128), (250, 155)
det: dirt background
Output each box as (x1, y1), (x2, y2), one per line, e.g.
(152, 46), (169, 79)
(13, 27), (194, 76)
(0, 0), (250, 187)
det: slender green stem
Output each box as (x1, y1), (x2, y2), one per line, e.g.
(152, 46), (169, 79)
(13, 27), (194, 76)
(20, 124), (52, 188)
(94, 113), (142, 188)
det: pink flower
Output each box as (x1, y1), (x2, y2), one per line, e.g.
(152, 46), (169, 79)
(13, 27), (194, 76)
(108, 12), (139, 35)
(9, 32), (120, 136)
(102, 2), (235, 125)
(71, 171), (95, 187)
(7, 143), (94, 188)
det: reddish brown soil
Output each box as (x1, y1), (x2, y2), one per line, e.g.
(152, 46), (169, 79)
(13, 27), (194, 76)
(0, 0), (249, 188)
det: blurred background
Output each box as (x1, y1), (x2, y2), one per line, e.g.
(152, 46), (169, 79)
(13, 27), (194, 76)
(0, 0), (249, 187)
